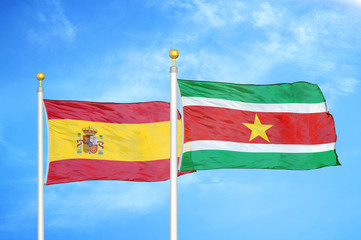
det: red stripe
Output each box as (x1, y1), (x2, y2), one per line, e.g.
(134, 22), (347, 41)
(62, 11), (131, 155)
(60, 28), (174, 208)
(46, 159), (193, 185)
(44, 100), (181, 124)
(183, 106), (336, 144)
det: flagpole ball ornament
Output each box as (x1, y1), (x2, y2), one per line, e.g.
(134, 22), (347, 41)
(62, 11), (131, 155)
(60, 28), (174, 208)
(169, 49), (179, 66)
(36, 72), (45, 86)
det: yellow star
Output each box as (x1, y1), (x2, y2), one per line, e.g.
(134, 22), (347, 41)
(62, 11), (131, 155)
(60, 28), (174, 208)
(243, 114), (273, 142)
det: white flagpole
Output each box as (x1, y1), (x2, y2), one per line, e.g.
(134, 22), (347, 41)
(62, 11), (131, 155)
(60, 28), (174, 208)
(37, 72), (45, 240)
(169, 49), (179, 240)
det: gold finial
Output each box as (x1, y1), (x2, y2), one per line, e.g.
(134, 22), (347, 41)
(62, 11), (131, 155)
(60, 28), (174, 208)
(36, 72), (45, 87)
(169, 49), (179, 66)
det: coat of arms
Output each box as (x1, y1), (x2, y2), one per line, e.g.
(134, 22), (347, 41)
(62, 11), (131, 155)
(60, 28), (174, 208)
(77, 126), (104, 154)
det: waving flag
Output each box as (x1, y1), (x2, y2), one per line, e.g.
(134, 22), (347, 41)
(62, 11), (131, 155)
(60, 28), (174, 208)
(44, 100), (185, 185)
(177, 79), (339, 171)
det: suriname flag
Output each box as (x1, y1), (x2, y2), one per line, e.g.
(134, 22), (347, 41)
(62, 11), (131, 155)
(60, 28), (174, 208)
(177, 79), (340, 172)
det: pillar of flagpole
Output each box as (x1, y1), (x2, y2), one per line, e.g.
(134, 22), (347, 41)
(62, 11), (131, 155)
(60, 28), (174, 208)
(37, 72), (45, 240)
(169, 49), (179, 240)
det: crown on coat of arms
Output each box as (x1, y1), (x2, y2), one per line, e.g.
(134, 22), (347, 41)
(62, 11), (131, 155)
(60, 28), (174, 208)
(82, 126), (97, 136)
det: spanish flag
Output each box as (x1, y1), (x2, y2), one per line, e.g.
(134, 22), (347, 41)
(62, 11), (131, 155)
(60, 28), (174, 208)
(44, 100), (185, 185)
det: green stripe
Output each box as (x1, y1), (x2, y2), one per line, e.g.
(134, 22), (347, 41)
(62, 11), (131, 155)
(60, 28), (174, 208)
(180, 150), (340, 171)
(178, 79), (326, 104)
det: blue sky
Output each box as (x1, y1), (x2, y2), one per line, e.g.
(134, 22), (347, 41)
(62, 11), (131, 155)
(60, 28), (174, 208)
(1, 0), (361, 239)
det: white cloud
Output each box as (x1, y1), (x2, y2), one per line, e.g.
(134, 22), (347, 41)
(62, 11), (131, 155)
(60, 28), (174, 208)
(50, 1), (360, 108)
(192, 0), (245, 27)
(332, 0), (361, 7)
(164, 1), (360, 98)
(178, 50), (263, 84)
(320, 78), (359, 107)
(253, 2), (283, 28)
(27, 0), (75, 45)
(164, 0), (246, 28)
(246, 3), (361, 99)
(338, 78), (358, 93)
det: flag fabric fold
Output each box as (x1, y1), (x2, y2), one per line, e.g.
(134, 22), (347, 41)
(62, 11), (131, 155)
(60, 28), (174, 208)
(44, 100), (186, 185)
(177, 79), (339, 172)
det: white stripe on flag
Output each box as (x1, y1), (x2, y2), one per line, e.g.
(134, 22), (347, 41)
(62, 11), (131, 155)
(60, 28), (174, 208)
(182, 97), (327, 113)
(183, 141), (336, 153)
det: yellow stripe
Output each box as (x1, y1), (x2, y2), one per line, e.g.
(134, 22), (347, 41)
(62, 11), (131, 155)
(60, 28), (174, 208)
(48, 119), (182, 162)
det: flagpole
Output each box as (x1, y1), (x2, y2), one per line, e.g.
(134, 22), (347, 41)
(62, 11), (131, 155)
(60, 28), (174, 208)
(169, 49), (179, 240)
(37, 72), (45, 240)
